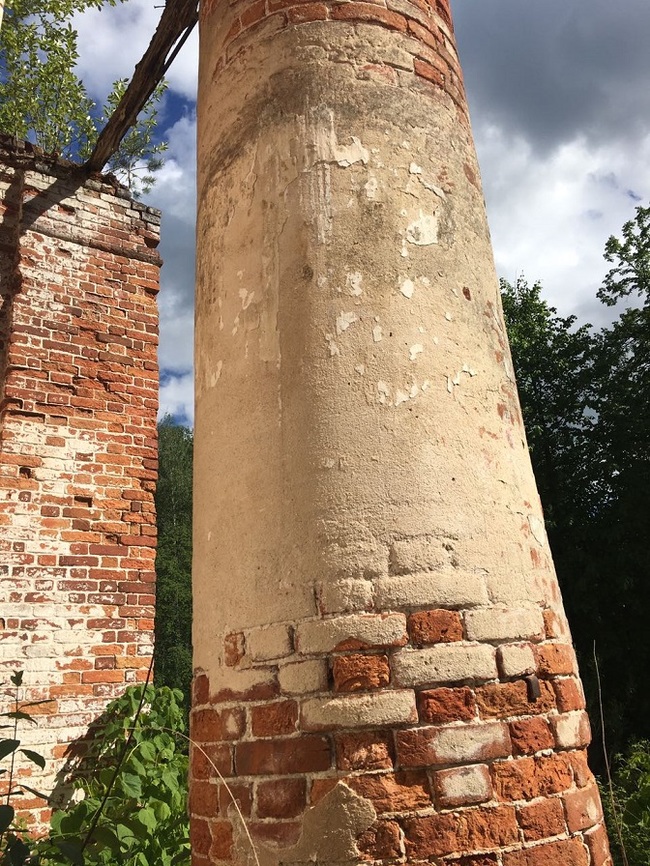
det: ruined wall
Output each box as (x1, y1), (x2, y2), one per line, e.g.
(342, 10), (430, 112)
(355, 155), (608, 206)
(0, 136), (160, 818)
(193, 1), (611, 865)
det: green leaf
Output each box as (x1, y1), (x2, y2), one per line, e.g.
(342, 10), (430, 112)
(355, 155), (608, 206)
(136, 807), (157, 831)
(0, 739), (20, 760)
(19, 748), (46, 769)
(54, 840), (85, 865)
(120, 772), (143, 799)
(0, 803), (15, 832)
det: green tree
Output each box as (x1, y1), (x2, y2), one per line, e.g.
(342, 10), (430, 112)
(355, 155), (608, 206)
(0, 0), (167, 192)
(154, 417), (193, 704)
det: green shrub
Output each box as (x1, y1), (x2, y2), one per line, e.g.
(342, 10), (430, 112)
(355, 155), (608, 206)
(603, 739), (650, 866)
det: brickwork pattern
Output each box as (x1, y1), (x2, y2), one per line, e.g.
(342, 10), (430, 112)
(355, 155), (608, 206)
(191, 543), (610, 864)
(201, 0), (468, 123)
(0, 137), (160, 821)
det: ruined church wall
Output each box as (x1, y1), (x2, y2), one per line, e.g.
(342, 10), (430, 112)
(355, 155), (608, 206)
(0, 137), (160, 818)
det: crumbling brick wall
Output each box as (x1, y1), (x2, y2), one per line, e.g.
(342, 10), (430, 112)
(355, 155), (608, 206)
(0, 136), (160, 820)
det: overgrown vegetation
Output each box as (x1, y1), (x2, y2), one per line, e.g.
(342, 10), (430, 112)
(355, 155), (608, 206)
(154, 417), (193, 706)
(1, 675), (189, 865)
(0, 0), (167, 194)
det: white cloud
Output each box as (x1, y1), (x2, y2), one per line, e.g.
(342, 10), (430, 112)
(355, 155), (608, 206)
(159, 372), (194, 424)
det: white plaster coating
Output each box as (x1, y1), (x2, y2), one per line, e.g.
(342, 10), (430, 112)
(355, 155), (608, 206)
(375, 572), (489, 609)
(295, 613), (407, 654)
(497, 643), (537, 678)
(392, 644), (497, 687)
(436, 764), (492, 806)
(301, 690), (417, 730)
(465, 607), (545, 643)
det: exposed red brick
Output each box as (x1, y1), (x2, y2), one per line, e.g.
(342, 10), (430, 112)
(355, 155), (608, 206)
(404, 806), (519, 858)
(509, 718), (555, 756)
(348, 770), (431, 813)
(407, 609), (463, 645)
(256, 777), (306, 819)
(563, 782), (603, 832)
(335, 730), (394, 770)
(418, 686), (476, 724)
(492, 753), (574, 802)
(192, 707), (245, 742)
(236, 735), (331, 775)
(218, 781), (253, 818)
(330, 2), (407, 31)
(357, 820), (402, 861)
(553, 678), (585, 712)
(475, 680), (555, 720)
(568, 749), (593, 787)
(287, 3), (328, 21)
(535, 643), (576, 677)
(251, 700), (298, 737)
(332, 653), (390, 692)
(542, 609), (562, 639)
(209, 821), (233, 860)
(584, 822), (612, 866)
(516, 798), (566, 841)
(502, 837), (589, 866)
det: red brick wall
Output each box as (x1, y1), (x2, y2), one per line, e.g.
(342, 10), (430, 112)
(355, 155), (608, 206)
(0, 137), (160, 821)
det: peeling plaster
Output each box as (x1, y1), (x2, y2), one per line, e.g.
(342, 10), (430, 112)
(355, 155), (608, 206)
(400, 278), (415, 298)
(409, 344), (423, 361)
(346, 272), (363, 296)
(372, 324), (383, 343)
(406, 210), (438, 246)
(336, 311), (358, 334)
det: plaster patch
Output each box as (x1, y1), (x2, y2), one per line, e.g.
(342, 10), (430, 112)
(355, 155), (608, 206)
(409, 162), (422, 175)
(346, 272), (363, 296)
(354, 364), (365, 375)
(400, 278), (415, 298)
(377, 381), (390, 405)
(409, 344), (423, 361)
(406, 211), (438, 246)
(310, 110), (370, 168)
(325, 334), (340, 356)
(336, 311), (358, 334)
(365, 175), (379, 199)
(238, 288), (254, 309)
(372, 325), (383, 343)
(209, 360), (223, 387)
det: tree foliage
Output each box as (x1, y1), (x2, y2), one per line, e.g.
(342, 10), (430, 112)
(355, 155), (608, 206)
(153, 418), (193, 705)
(0, 0), (167, 194)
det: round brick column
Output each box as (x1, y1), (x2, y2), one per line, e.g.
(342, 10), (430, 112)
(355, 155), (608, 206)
(193, 2), (611, 865)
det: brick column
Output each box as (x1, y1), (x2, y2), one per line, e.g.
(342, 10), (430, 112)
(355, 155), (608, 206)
(193, 4), (611, 865)
(0, 137), (160, 822)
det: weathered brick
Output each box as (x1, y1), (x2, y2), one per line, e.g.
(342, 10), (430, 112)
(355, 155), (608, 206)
(418, 686), (476, 724)
(256, 777), (306, 819)
(374, 572), (488, 609)
(404, 806), (519, 858)
(535, 643), (576, 677)
(332, 653), (390, 692)
(502, 837), (589, 866)
(295, 613), (407, 653)
(553, 677), (585, 713)
(465, 607), (545, 643)
(392, 643), (497, 687)
(335, 730), (394, 770)
(497, 643), (536, 678)
(397, 722), (511, 767)
(475, 679), (555, 720)
(278, 658), (328, 694)
(357, 820), (402, 861)
(584, 822), (612, 866)
(250, 700), (298, 737)
(509, 717), (555, 756)
(563, 782), (603, 832)
(348, 770), (432, 813)
(407, 608), (463, 645)
(235, 736), (331, 775)
(301, 689), (417, 731)
(551, 711), (591, 750)
(434, 763), (492, 808)
(516, 798), (566, 840)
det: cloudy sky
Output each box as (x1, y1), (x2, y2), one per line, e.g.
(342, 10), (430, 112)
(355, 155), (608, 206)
(72, 0), (650, 423)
